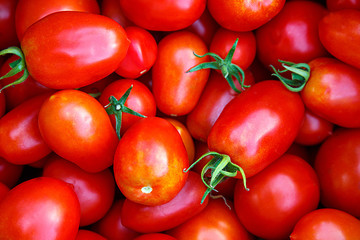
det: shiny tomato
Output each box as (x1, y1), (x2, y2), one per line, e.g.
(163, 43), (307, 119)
(38, 90), (118, 173)
(207, 0), (285, 32)
(118, 0), (206, 31)
(133, 233), (177, 240)
(0, 157), (23, 188)
(75, 230), (107, 240)
(318, 9), (360, 69)
(0, 0), (18, 49)
(113, 117), (189, 206)
(290, 208), (360, 240)
(152, 30), (210, 116)
(0, 177), (81, 240)
(234, 154), (320, 240)
(314, 128), (360, 218)
(20, 11), (130, 89)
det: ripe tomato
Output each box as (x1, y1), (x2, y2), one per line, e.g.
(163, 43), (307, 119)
(133, 233), (177, 240)
(152, 30), (210, 116)
(314, 128), (360, 218)
(118, 0), (206, 31)
(0, 177), (81, 240)
(113, 117), (189, 206)
(38, 90), (118, 173)
(207, 0), (285, 32)
(234, 154), (320, 240)
(0, 0), (18, 49)
(20, 11), (130, 89)
(75, 230), (107, 240)
(318, 9), (360, 69)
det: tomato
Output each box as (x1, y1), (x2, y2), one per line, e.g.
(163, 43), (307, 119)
(0, 93), (52, 165)
(75, 230), (107, 240)
(234, 154), (320, 240)
(0, 157), (23, 188)
(118, 0), (206, 31)
(19, 11), (130, 89)
(207, 0), (285, 32)
(256, 0), (329, 71)
(0, 0), (18, 49)
(326, 0), (360, 11)
(121, 171), (208, 233)
(314, 128), (360, 218)
(91, 199), (140, 240)
(38, 90), (118, 173)
(152, 30), (210, 116)
(319, 9), (360, 70)
(133, 233), (177, 240)
(167, 198), (254, 240)
(100, 0), (133, 28)
(290, 208), (360, 240)
(15, 0), (100, 41)
(113, 117), (189, 206)
(0, 177), (80, 240)
(42, 154), (115, 226)
(208, 80), (305, 179)
(301, 57), (360, 128)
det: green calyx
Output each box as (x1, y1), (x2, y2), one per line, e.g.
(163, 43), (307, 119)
(0, 46), (29, 92)
(104, 85), (146, 139)
(270, 60), (311, 92)
(184, 151), (249, 204)
(187, 38), (249, 94)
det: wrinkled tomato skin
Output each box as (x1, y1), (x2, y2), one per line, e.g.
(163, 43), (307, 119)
(21, 11), (130, 89)
(152, 31), (210, 116)
(314, 128), (360, 218)
(301, 57), (360, 128)
(113, 117), (189, 206)
(234, 154), (320, 240)
(0, 93), (53, 165)
(208, 80), (305, 178)
(0, 0), (18, 49)
(290, 208), (360, 240)
(38, 90), (118, 173)
(75, 230), (107, 240)
(318, 9), (360, 69)
(0, 177), (81, 240)
(133, 233), (177, 240)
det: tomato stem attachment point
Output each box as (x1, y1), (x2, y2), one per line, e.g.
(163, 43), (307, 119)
(141, 186), (153, 194)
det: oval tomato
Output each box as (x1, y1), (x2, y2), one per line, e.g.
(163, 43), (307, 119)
(38, 89), (118, 173)
(20, 11), (130, 89)
(113, 117), (189, 206)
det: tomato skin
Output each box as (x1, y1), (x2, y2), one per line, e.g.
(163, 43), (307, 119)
(234, 154), (320, 240)
(207, 0), (286, 32)
(0, 182), (9, 201)
(256, 0), (329, 71)
(133, 233), (177, 240)
(301, 57), (360, 128)
(314, 128), (360, 218)
(0, 177), (81, 240)
(208, 80), (305, 178)
(319, 9), (360, 69)
(152, 30), (210, 116)
(326, 0), (360, 11)
(38, 90), (118, 173)
(0, 157), (23, 187)
(290, 208), (360, 240)
(0, 93), (52, 165)
(21, 11), (130, 89)
(113, 117), (189, 206)
(101, 0), (133, 28)
(0, 0), (18, 49)
(119, 0), (206, 31)
(75, 230), (107, 240)
(42, 155), (116, 226)
(121, 171), (208, 233)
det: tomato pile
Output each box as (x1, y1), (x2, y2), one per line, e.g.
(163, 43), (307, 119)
(0, 0), (359, 239)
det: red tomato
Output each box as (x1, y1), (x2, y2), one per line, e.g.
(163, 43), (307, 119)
(38, 90), (118, 173)
(42, 155), (115, 226)
(167, 198), (254, 240)
(101, 0), (133, 27)
(118, 0), (206, 31)
(234, 154), (320, 240)
(208, 80), (305, 178)
(0, 0), (18, 49)
(15, 0), (100, 41)
(326, 0), (360, 11)
(207, 0), (285, 32)
(314, 128), (360, 218)
(319, 9), (360, 69)
(301, 57), (360, 128)
(115, 26), (157, 79)
(20, 11), (130, 89)
(0, 177), (81, 240)
(0, 157), (23, 188)
(133, 233), (177, 240)
(75, 230), (107, 240)
(113, 117), (189, 206)
(0, 93), (52, 165)
(121, 171), (208, 233)
(152, 31), (210, 116)
(256, 0), (329, 71)
(91, 199), (140, 240)
(290, 208), (360, 240)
